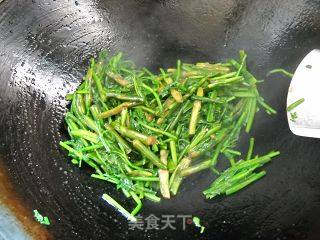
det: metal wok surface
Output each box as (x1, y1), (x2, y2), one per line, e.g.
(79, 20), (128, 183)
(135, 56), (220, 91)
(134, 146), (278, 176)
(1, 0), (320, 239)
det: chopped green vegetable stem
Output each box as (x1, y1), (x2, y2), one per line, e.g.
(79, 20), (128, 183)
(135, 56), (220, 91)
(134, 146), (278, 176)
(287, 98), (305, 112)
(132, 140), (166, 169)
(189, 87), (204, 135)
(99, 102), (138, 119)
(113, 123), (157, 145)
(226, 171), (266, 195)
(102, 193), (137, 222)
(268, 69), (293, 78)
(246, 137), (255, 161)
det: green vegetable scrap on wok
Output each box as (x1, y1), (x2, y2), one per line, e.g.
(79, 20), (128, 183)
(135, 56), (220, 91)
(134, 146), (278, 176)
(60, 50), (280, 221)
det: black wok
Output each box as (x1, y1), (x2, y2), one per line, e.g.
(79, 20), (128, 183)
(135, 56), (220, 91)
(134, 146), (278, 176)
(1, 0), (320, 239)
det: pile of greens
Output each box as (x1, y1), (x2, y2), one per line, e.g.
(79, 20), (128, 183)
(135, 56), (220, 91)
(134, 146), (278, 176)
(60, 51), (279, 221)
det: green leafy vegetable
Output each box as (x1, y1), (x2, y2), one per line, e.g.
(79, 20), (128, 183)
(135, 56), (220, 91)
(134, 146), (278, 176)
(60, 50), (279, 219)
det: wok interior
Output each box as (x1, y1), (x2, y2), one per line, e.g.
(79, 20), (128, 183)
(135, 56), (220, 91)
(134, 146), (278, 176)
(0, 0), (320, 239)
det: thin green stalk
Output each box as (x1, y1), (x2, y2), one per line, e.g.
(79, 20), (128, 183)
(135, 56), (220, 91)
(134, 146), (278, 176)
(81, 115), (98, 132)
(206, 92), (216, 122)
(106, 71), (130, 86)
(122, 189), (131, 198)
(98, 102), (138, 119)
(211, 141), (224, 166)
(224, 149), (241, 156)
(189, 87), (203, 135)
(225, 171), (266, 195)
(287, 98), (305, 112)
(246, 138), (255, 161)
(159, 150), (170, 198)
(121, 107), (128, 126)
(202, 123), (222, 142)
(133, 105), (156, 115)
(169, 140), (178, 166)
(84, 68), (93, 114)
(113, 123), (157, 145)
(102, 193), (137, 222)
(180, 160), (211, 177)
(91, 174), (119, 184)
(106, 92), (144, 102)
(166, 100), (190, 131)
(176, 60), (182, 81)
(105, 124), (132, 154)
(211, 72), (237, 80)
(141, 83), (163, 112)
(268, 69), (293, 78)
(66, 112), (87, 130)
(92, 72), (106, 101)
(132, 75), (143, 98)
(59, 141), (83, 159)
(80, 144), (104, 152)
(257, 97), (277, 114)
(144, 193), (161, 202)
(234, 151), (280, 171)
(188, 128), (207, 151)
(207, 76), (244, 88)
(169, 157), (191, 195)
(130, 192), (142, 216)
(245, 98), (257, 133)
(130, 176), (159, 182)
(229, 165), (257, 184)
(140, 123), (177, 140)
(236, 52), (247, 76)
(132, 140), (166, 169)
(229, 59), (257, 85)
(221, 108), (247, 152)
(70, 130), (99, 143)
(191, 96), (225, 103)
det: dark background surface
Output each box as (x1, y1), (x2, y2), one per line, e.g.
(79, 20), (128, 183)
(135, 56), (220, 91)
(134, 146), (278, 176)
(1, 0), (320, 239)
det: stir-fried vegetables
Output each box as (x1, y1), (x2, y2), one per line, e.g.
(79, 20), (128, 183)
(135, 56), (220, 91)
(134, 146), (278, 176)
(60, 50), (279, 220)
